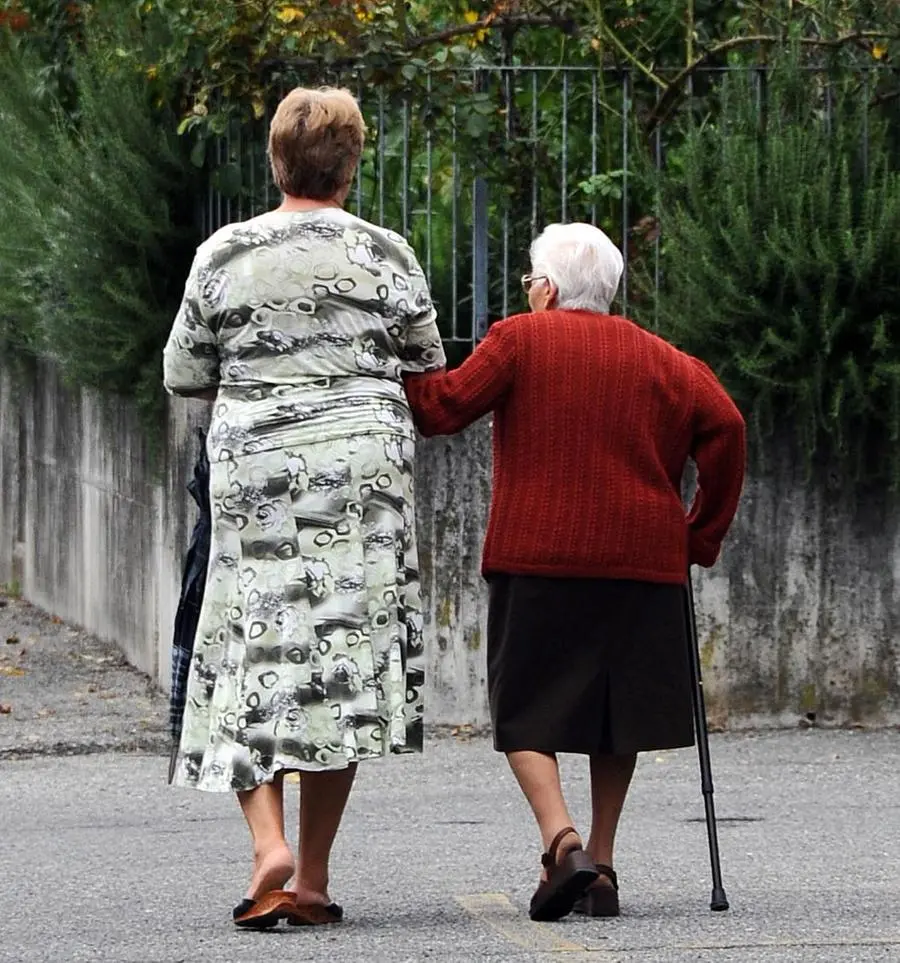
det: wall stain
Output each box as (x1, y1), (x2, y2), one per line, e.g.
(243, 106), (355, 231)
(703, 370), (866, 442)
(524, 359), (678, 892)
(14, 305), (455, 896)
(699, 621), (724, 672)
(851, 674), (890, 720)
(799, 683), (817, 713)
(436, 597), (452, 630)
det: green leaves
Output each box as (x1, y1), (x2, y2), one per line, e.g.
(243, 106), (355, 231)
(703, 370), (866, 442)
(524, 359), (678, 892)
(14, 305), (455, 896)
(0, 31), (198, 443)
(578, 170), (625, 201)
(646, 54), (900, 488)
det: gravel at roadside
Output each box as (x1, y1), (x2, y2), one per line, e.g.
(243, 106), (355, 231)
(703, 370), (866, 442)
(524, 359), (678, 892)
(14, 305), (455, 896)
(0, 590), (169, 759)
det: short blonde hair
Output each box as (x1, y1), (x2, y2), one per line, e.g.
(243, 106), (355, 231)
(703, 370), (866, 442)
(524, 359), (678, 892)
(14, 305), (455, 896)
(268, 87), (365, 201)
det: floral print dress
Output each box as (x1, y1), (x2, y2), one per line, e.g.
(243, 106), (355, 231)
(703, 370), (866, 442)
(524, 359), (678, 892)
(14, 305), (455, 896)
(163, 208), (445, 792)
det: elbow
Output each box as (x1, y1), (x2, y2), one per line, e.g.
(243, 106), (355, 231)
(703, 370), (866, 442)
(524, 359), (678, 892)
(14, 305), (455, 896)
(411, 411), (452, 438)
(728, 405), (748, 446)
(164, 380), (218, 401)
(404, 380), (443, 437)
(163, 373), (186, 396)
(404, 379), (477, 437)
(411, 414), (439, 438)
(688, 532), (721, 568)
(163, 363), (219, 400)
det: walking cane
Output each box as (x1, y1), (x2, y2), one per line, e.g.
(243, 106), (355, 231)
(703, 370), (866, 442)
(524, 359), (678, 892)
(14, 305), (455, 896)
(684, 571), (730, 912)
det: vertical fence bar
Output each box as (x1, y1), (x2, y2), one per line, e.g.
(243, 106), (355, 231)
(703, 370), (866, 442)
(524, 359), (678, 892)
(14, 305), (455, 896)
(225, 123), (233, 226)
(205, 148), (214, 237)
(248, 118), (255, 218)
(425, 74), (433, 284)
(235, 121), (243, 221)
(217, 135), (224, 230)
(402, 96), (410, 237)
(473, 177), (489, 340)
(621, 70), (630, 315)
(377, 88), (386, 225)
(531, 71), (538, 238)
(355, 81), (364, 217)
(472, 70), (489, 341)
(196, 196), (205, 247)
(685, 74), (694, 322)
(862, 70), (869, 179)
(561, 70), (569, 222)
(451, 103), (459, 340)
(262, 104), (272, 211)
(502, 69), (511, 319)
(653, 86), (662, 331)
(590, 70), (598, 226)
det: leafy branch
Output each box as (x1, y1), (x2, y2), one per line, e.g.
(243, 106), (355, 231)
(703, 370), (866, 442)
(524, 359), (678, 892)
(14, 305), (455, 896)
(646, 31), (900, 133)
(260, 13), (576, 73)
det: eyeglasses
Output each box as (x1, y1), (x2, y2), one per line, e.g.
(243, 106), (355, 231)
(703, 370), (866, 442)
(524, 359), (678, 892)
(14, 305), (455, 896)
(521, 274), (549, 294)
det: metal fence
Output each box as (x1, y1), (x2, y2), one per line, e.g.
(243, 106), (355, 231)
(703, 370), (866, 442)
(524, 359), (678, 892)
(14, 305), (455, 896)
(202, 63), (882, 355)
(202, 67), (650, 354)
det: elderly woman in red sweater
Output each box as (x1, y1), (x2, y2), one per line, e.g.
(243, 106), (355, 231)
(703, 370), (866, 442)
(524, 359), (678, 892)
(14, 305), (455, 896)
(404, 222), (745, 922)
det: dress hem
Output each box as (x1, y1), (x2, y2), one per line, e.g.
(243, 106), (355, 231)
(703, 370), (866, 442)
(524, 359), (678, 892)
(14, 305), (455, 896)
(171, 742), (423, 794)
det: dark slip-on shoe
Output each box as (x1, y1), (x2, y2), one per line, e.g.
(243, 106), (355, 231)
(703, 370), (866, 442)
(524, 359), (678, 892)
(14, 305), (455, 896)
(287, 900), (344, 926)
(232, 889), (297, 929)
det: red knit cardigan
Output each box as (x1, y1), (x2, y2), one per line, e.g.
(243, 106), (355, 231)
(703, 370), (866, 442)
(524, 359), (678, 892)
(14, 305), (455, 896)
(404, 310), (746, 583)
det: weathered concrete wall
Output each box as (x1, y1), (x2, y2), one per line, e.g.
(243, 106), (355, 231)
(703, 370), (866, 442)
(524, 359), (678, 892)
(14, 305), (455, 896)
(2, 362), (162, 677)
(0, 362), (492, 723)
(0, 366), (23, 586)
(415, 425), (493, 726)
(694, 450), (900, 728)
(2, 360), (900, 727)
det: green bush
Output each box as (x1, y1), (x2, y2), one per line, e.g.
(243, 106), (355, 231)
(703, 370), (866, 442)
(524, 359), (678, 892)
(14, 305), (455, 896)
(643, 56), (900, 487)
(0, 34), (199, 438)
(0, 46), (57, 358)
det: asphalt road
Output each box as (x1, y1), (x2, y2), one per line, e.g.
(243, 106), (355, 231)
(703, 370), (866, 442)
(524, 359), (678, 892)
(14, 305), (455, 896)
(3, 591), (900, 962)
(3, 728), (900, 963)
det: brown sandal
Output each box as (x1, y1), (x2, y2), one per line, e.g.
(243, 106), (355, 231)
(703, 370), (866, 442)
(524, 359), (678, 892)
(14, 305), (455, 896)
(573, 864), (620, 918)
(286, 901), (344, 926)
(529, 827), (599, 922)
(232, 889), (297, 929)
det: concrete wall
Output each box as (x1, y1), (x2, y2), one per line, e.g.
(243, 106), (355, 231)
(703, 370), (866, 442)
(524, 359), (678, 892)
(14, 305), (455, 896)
(2, 361), (899, 727)
(693, 449), (900, 728)
(0, 361), (493, 722)
(2, 362), (170, 684)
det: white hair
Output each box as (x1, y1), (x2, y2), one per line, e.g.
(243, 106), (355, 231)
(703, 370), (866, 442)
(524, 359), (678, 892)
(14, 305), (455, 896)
(529, 222), (624, 313)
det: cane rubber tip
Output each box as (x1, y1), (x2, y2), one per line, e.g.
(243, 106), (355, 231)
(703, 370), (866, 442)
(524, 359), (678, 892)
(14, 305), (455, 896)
(710, 889), (729, 912)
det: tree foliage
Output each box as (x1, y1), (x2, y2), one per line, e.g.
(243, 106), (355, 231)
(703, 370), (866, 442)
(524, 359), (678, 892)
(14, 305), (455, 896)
(3, 0), (900, 474)
(0, 30), (198, 434)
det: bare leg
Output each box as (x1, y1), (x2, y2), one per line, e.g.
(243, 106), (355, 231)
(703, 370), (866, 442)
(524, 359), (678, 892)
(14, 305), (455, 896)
(585, 753), (637, 880)
(292, 763), (359, 905)
(237, 772), (295, 899)
(507, 750), (583, 872)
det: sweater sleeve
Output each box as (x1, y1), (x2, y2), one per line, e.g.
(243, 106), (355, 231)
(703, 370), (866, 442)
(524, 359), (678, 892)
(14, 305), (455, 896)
(403, 319), (516, 436)
(686, 358), (747, 567)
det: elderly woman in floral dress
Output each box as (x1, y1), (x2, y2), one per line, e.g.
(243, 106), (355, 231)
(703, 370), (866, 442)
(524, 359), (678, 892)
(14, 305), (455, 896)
(163, 87), (445, 928)
(405, 222), (745, 921)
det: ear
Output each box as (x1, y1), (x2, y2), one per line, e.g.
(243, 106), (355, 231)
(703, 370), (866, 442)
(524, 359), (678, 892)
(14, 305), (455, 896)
(546, 280), (560, 308)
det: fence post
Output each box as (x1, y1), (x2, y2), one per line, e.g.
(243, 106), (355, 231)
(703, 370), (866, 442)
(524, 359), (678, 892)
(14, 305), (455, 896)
(472, 69), (490, 342)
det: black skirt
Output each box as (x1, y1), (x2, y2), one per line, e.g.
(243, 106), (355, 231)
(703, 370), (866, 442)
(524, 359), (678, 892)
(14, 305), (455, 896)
(487, 575), (695, 756)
